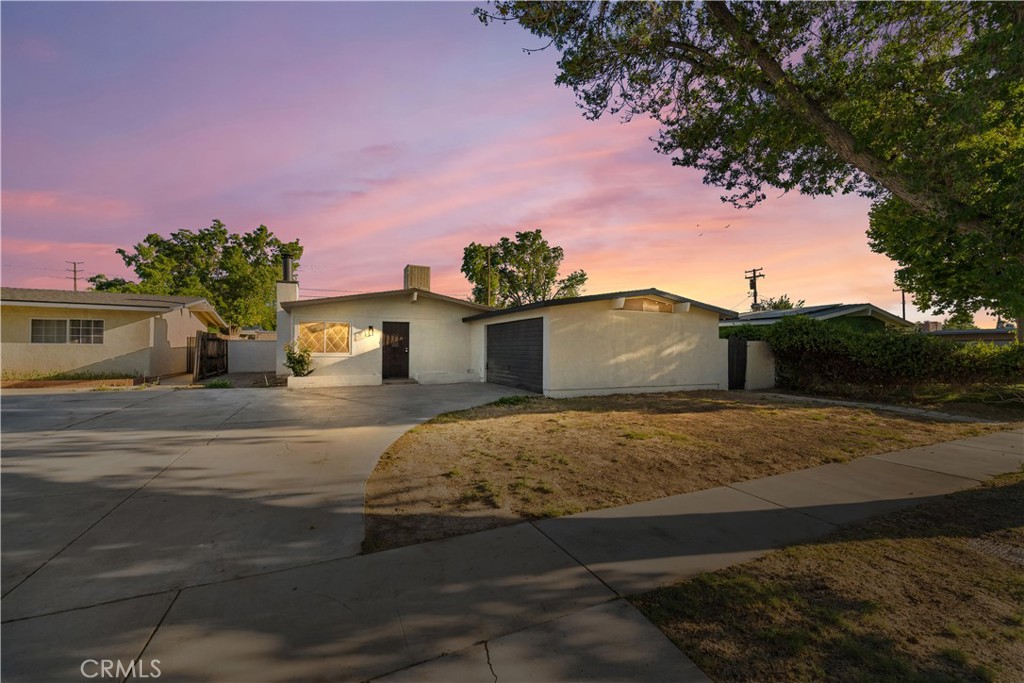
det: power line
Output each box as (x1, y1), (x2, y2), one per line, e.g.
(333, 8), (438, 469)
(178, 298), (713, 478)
(66, 261), (84, 291)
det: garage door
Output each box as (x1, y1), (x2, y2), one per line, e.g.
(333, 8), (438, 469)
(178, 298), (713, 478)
(486, 317), (543, 393)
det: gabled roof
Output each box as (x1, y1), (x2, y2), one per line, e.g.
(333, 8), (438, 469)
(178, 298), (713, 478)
(462, 289), (738, 322)
(281, 288), (492, 312)
(0, 287), (227, 328)
(719, 303), (913, 328)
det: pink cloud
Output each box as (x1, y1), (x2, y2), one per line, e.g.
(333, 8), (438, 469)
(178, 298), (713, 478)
(2, 190), (138, 220)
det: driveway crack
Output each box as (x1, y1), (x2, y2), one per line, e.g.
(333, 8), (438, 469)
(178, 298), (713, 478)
(1, 446), (195, 599)
(484, 640), (498, 683)
(124, 589), (181, 683)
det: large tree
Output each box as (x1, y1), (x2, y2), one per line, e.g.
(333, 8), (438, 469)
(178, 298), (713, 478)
(462, 229), (587, 307)
(89, 220), (302, 331)
(477, 2), (1024, 335)
(870, 196), (1024, 337)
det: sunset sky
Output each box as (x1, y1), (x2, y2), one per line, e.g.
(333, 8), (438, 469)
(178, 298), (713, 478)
(1, 2), (980, 324)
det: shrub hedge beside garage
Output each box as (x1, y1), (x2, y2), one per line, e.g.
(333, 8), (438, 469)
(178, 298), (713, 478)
(724, 316), (1024, 390)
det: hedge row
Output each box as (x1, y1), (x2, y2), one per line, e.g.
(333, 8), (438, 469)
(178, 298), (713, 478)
(727, 316), (1024, 389)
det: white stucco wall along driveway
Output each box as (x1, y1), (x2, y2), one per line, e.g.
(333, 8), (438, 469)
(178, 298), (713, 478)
(0, 382), (524, 621)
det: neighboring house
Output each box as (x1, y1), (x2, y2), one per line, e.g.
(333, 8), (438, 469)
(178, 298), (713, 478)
(276, 265), (740, 397)
(720, 303), (914, 333)
(1, 288), (226, 378)
(925, 328), (1017, 346)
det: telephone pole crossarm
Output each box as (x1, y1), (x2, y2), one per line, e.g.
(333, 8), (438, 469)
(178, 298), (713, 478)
(66, 261), (85, 292)
(744, 267), (765, 310)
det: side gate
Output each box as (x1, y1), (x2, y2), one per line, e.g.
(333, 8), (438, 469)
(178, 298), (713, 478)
(727, 337), (748, 391)
(192, 331), (229, 383)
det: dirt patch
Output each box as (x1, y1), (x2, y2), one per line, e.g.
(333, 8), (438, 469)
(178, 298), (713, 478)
(631, 472), (1024, 682)
(364, 391), (1015, 552)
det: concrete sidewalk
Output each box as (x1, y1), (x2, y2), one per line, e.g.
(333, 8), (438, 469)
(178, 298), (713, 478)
(3, 427), (1020, 682)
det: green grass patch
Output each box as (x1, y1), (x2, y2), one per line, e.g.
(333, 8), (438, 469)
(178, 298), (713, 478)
(491, 395), (535, 407)
(203, 379), (233, 389)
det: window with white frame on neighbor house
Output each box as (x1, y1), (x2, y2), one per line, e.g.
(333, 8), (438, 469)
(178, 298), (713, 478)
(297, 321), (350, 354)
(30, 319), (105, 344)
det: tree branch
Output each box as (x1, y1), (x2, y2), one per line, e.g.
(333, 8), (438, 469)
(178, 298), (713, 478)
(704, 1), (986, 235)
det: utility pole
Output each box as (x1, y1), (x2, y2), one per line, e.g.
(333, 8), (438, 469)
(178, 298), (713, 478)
(745, 268), (765, 310)
(66, 261), (84, 291)
(893, 287), (906, 320)
(485, 246), (492, 307)
(893, 270), (906, 320)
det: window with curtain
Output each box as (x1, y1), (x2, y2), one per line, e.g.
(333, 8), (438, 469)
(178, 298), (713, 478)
(297, 321), (350, 354)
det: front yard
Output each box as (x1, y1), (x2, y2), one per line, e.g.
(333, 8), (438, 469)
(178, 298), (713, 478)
(631, 471), (1024, 682)
(363, 390), (1012, 552)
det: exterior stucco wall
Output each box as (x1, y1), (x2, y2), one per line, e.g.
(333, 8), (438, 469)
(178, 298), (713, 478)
(150, 307), (207, 376)
(279, 294), (481, 387)
(745, 340), (776, 390)
(1, 305), (155, 376)
(543, 301), (728, 398)
(227, 340), (277, 373)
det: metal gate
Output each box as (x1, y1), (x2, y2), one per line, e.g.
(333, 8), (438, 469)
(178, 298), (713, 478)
(728, 337), (748, 390)
(192, 331), (228, 383)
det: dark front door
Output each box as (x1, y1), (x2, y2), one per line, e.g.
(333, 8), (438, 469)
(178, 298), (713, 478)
(728, 337), (747, 390)
(382, 322), (410, 379)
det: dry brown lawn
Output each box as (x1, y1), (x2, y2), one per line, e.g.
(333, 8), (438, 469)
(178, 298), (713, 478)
(631, 471), (1024, 682)
(363, 390), (1015, 552)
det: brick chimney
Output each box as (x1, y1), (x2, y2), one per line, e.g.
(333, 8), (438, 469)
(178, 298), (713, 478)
(404, 265), (430, 291)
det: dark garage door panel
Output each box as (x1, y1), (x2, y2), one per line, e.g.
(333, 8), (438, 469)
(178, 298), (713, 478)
(486, 318), (543, 393)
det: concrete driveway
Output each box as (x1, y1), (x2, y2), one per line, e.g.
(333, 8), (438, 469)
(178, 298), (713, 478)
(1, 382), (521, 622)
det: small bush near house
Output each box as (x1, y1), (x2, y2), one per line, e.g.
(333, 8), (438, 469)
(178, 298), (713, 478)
(203, 379), (233, 389)
(284, 343), (314, 377)
(748, 316), (1024, 391)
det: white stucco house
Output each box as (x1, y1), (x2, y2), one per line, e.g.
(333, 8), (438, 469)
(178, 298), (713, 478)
(277, 265), (740, 397)
(1, 288), (226, 378)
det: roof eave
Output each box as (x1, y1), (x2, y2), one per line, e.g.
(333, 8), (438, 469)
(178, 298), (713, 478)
(462, 289), (738, 322)
(282, 288), (492, 313)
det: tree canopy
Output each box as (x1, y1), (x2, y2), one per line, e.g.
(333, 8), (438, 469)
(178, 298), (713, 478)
(870, 195), (1024, 335)
(942, 308), (980, 331)
(462, 229), (587, 307)
(478, 1), (1024, 335)
(89, 220), (302, 331)
(759, 294), (805, 311)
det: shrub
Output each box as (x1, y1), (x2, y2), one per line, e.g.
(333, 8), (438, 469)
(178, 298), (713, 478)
(284, 343), (314, 377)
(719, 324), (770, 341)
(760, 316), (1024, 391)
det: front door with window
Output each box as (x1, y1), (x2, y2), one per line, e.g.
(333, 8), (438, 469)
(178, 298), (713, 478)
(381, 322), (410, 379)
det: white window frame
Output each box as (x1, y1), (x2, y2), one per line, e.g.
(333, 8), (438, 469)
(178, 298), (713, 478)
(30, 318), (105, 344)
(70, 318), (105, 344)
(30, 318), (69, 344)
(294, 320), (352, 356)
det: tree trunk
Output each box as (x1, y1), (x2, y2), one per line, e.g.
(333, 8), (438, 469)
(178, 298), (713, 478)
(1016, 317), (1024, 344)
